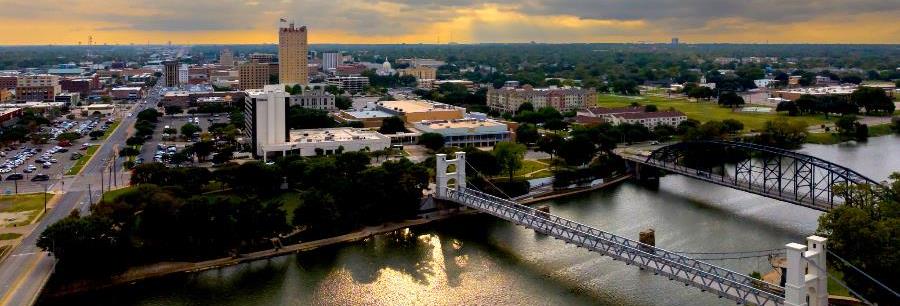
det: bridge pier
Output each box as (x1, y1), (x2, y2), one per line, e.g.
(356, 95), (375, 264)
(785, 236), (828, 306)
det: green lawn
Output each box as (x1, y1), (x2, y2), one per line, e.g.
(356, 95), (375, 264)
(0, 193), (50, 226)
(101, 186), (136, 203)
(596, 94), (831, 132)
(827, 266), (851, 296)
(272, 192), (301, 224)
(66, 145), (99, 175)
(492, 159), (552, 179)
(0, 233), (22, 240)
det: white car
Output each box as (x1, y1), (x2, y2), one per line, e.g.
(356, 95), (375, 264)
(0, 168), (10, 173)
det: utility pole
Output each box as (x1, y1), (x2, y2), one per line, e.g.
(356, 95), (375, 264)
(43, 184), (48, 212)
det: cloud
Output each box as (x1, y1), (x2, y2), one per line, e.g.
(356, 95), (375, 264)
(0, 0), (897, 44)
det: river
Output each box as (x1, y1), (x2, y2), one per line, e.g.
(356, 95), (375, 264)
(39, 135), (900, 306)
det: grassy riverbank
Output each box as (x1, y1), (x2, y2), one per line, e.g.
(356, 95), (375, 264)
(806, 124), (894, 144)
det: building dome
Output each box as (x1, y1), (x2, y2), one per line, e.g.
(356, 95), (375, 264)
(382, 59), (392, 70)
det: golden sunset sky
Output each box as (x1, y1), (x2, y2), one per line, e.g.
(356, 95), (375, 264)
(1, 0), (898, 45)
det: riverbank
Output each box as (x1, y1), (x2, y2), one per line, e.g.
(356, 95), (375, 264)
(42, 174), (632, 298)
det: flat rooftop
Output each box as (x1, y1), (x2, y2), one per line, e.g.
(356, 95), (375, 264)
(377, 100), (462, 113)
(344, 110), (394, 119)
(417, 118), (507, 129)
(289, 128), (387, 143)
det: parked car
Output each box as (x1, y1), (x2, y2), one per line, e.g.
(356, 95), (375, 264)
(31, 174), (50, 182)
(6, 173), (23, 180)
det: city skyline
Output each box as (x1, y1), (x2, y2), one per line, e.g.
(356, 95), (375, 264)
(1, 0), (899, 45)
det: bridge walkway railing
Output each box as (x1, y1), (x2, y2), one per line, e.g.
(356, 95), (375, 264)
(439, 187), (785, 306)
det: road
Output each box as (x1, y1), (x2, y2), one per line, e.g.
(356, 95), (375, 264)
(0, 98), (153, 306)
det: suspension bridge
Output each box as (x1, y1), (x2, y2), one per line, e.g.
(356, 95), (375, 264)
(616, 140), (883, 211)
(434, 152), (831, 306)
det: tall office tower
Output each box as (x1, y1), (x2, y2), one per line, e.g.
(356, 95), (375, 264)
(162, 60), (178, 87)
(322, 52), (340, 71)
(278, 22), (309, 85)
(220, 49), (235, 67)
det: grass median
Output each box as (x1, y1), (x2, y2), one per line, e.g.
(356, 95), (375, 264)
(596, 94), (831, 132)
(66, 145), (99, 175)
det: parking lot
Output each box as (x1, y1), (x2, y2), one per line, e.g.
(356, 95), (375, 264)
(0, 118), (119, 194)
(139, 113), (230, 164)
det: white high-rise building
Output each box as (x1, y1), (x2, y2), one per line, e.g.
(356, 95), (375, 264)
(245, 85), (289, 159)
(322, 52), (340, 72)
(178, 64), (189, 85)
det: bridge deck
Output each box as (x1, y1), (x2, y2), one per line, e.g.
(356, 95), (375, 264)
(439, 187), (785, 306)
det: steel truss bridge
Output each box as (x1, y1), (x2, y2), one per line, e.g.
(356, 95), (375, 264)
(627, 140), (882, 211)
(435, 152), (831, 306)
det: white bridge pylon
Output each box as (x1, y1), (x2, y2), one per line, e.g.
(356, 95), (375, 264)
(435, 152), (466, 198)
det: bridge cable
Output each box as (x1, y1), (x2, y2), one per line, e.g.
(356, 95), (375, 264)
(689, 253), (784, 261)
(672, 247), (784, 256)
(804, 257), (874, 306)
(463, 159), (514, 200)
(826, 250), (900, 299)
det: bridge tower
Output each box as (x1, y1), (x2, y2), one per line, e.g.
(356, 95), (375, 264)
(785, 235), (828, 306)
(435, 152), (466, 197)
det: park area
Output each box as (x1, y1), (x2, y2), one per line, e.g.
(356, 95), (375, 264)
(0, 193), (50, 227)
(596, 94), (832, 132)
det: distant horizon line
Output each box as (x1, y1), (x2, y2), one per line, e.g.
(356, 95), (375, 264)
(1, 42), (899, 47)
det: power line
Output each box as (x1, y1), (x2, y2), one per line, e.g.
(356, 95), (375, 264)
(827, 250), (900, 299)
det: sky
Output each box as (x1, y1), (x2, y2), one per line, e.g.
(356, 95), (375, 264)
(1, 0), (899, 45)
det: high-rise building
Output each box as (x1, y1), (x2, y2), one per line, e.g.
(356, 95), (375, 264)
(322, 52), (340, 71)
(239, 61), (270, 90)
(178, 64), (189, 85)
(244, 85), (290, 158)
(219, 49), (235, 67)
(671, 37), (679, 47)
(278, 23), (309, 85)
(162, 60), (178, 87)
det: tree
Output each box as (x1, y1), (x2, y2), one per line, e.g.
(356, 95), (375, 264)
(718, 91), (745, 108)
(557, 134), (596, 166)
(335, 95), (352, 110)
(536, 133), (563, 159)
(515, 124), (539, 144)
(611, 79), (639, 95)
(517, 102), (534, 113)
(850, 86), (894, 115)
(721, 119), (744, 134)
(493, 142), (526, 182)
(417, 132), (445, 151)
(378, 116), (408, 134)
(56, 132), (82, 142)
(817, 173), (900, 305)
(88, 130), (105, 139)
(543, 118), (568, 131)
(180, 123), (201, 137)
(191, 141), (215, 162)
(118, 147), (140, 157)
(753, 118), (808, 149)
(137, 109), (161, 122)
(794, 95), (818, 114)
(644, 104), (658, 112)
(126, 136), (145, 146)
(835, 114), (859, 137)
(464, 147), (501, 176)
(165, 105), (183, 115)
(288, 106), (337, 129)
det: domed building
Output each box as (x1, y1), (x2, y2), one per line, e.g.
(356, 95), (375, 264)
(376, 58), (396, 76)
